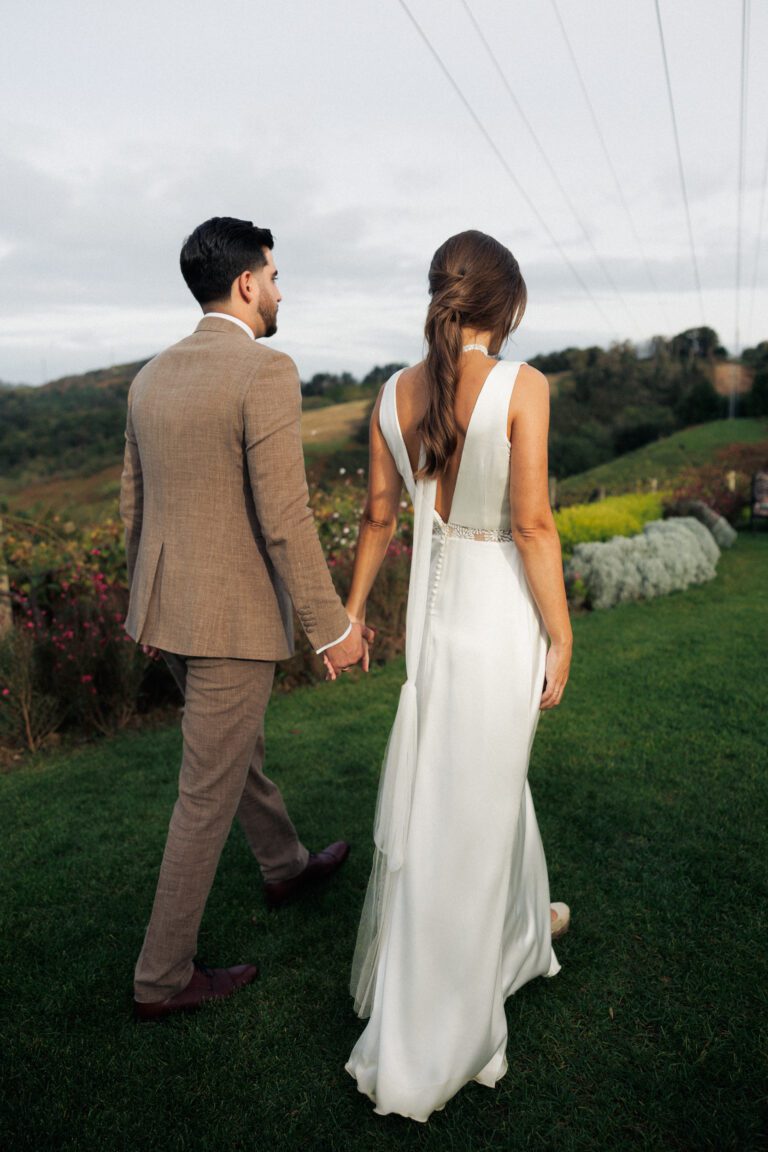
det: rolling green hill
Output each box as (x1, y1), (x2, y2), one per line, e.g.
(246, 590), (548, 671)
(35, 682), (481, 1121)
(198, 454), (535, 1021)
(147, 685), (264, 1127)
(0, 397), (375, 522)
(556, 418), (768, 505)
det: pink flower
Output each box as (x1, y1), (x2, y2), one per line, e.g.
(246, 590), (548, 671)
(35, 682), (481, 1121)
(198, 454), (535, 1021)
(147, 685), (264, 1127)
(81, 674), (93, 683)
(1, 688), (10, 697)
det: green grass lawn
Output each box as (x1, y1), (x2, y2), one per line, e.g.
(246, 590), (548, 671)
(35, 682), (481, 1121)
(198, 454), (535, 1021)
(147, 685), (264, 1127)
(557, 418), (768, 504)
(2, 538), (767, 1152)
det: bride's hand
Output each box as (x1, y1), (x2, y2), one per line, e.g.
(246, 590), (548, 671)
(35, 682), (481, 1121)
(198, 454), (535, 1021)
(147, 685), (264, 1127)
(540, 640), (571, 710)
(324, 614), (376, 680)
(346, 608), (376, 674)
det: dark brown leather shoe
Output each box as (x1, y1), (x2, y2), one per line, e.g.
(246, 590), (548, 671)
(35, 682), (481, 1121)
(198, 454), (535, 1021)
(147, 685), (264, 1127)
(133, 959), (259, 1022)
(263, 841), (350, 910)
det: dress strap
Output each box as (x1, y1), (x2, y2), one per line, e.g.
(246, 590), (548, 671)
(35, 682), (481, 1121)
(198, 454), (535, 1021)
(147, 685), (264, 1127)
(378, 369), (416, 503)
(373, 378), (436, 872)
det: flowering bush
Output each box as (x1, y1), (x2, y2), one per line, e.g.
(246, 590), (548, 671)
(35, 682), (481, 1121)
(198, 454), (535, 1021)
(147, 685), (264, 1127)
(0, 474), (417, 742)
(670, 441), (768, 524)
(0, 626), (62, 752)
(309, 467), (413, 561)
(0, 514), (146, 748)
(553, 492), (666, 556)
(3, 514), (127, 603)
(565, 517), (720, 611)
(278, 470), (413, 689)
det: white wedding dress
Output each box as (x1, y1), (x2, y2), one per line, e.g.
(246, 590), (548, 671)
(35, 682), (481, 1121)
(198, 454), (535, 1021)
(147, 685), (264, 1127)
(345, 362), (561, 1122)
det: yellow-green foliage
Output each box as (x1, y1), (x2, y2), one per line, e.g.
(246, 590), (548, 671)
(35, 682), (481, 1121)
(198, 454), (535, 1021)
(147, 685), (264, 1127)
(554, 492), (666, 554)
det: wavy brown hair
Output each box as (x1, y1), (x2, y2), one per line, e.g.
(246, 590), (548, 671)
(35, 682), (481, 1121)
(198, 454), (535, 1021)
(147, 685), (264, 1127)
(419, 230), (527, 477)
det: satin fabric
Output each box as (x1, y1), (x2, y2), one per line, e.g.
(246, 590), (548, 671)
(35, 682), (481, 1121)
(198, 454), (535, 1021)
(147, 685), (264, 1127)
(347, 363), (560, 1122)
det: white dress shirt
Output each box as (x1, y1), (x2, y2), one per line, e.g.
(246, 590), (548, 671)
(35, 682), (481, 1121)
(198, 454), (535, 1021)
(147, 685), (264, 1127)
(203, 311), (255, 339)
(201, 312), (351, 656)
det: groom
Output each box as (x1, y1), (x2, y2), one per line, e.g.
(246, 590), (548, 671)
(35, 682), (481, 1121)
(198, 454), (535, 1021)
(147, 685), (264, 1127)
(120, 216), (366, 1022)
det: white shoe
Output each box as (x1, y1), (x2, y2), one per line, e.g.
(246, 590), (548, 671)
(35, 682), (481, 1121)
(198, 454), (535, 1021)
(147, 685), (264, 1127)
(550, 902), (570, 940)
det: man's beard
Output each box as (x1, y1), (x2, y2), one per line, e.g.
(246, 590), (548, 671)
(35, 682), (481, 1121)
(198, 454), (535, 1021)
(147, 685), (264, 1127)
(259, 300), (278, 338)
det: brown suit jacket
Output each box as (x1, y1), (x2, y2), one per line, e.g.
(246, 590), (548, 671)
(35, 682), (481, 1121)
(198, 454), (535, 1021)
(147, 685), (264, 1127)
(119, 316), (349, 659)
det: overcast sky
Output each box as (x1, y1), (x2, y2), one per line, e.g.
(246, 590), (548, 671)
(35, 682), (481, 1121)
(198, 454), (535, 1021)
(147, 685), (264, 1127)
(1, 0), (766, 385)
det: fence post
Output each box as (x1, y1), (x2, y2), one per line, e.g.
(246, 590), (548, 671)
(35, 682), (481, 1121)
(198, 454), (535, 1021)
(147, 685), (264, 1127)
(0, 517), (11, 638)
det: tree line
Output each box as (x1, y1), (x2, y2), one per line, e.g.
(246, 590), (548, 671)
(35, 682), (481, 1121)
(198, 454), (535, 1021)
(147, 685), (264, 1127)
(531, 328), (768, 478)
(0, 332), (765, 486)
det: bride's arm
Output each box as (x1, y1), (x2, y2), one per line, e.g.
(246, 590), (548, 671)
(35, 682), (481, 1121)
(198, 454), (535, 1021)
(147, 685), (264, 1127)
(508, 365), (572, 710)
(345, 389), (403, 623)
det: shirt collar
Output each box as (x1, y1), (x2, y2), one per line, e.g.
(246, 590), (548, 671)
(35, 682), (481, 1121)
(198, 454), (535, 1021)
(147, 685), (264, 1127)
(202, 312), (255, 340)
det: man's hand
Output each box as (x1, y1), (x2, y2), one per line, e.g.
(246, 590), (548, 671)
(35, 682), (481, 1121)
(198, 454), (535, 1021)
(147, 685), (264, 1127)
(141, 644), (161, 661)
(323, 619), (376, 680)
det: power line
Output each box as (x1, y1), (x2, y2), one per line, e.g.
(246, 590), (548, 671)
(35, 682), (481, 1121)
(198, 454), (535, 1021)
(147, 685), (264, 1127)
(746, 129), (768, 346)
(734, 0), (750, 377)
(653, 0), (706, 326)
(460, 0), (641, 338)
(548, 0), (669, 333)
(394, 0), (619, 335)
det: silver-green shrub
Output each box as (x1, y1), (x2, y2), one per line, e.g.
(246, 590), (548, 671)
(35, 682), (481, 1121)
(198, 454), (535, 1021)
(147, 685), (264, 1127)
(566, 517), (720, 610)
(666, 498), (738, 549)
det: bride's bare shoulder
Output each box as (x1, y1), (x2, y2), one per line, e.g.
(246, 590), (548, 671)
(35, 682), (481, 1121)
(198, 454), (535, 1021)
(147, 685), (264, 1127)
(398, 362), (426, 387)
(394, 363), (428, 424)
(511, 363), (549, 407)
(515, 362), (548, 389)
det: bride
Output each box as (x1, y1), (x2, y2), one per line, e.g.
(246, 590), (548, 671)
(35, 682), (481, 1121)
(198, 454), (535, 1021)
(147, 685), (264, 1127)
(341, 230), (572, 1121)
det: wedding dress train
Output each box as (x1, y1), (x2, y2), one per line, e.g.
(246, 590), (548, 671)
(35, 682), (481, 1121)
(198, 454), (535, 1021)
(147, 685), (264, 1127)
(346, 362), (560, 1122)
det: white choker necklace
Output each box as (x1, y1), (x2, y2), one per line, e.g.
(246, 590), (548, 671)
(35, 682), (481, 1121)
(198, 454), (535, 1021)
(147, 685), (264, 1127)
(462, 343), (489, 355)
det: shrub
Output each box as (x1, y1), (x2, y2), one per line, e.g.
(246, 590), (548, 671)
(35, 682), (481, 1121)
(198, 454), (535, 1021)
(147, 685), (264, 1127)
(664, 499), (737, 549)
(0, 574), (148, 748)
(0, 515), (152, 747)
(0, 473), (416, 736)
(0, 625), (62, 751)
(554, 492), (666, 556)
(565, 517), (720, 611)
(670, 440), (768, 524)
(745, 368), (768, 417)
(275, 539), (411, 691)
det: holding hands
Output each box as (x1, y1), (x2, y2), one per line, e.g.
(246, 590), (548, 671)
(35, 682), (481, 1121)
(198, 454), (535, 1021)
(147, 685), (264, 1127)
(323, 615), (376, 681)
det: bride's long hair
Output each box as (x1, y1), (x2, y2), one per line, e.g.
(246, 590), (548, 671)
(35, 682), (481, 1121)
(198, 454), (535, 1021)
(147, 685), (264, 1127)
(419, 230), (527, 477)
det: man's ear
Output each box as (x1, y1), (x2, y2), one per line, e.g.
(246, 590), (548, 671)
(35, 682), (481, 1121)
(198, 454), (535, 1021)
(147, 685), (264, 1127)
(235, 269), (258, 305)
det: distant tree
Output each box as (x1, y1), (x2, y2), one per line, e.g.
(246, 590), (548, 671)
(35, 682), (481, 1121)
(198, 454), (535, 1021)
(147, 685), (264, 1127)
(670, 326), (726, 364)
(746, 368), (768, 417)
(301, 371), (358, 400)
(549, 419), (614, 478)
(741, 341), (768, 371)
(528, 348), (578, 374)
(612, 404), (676, 455)
(361, 363), (407, 388)
(674, 364), (725, 425)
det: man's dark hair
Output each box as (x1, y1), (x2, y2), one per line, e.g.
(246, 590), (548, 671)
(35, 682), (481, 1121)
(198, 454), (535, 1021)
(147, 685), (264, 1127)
(180, 217), (274, 305)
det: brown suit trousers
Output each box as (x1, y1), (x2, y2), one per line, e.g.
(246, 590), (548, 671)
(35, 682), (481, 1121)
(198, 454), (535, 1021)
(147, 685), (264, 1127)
(121, 318), (348, 1002)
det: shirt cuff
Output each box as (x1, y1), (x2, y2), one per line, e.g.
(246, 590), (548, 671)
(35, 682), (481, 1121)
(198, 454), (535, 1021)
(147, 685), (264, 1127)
(315, 621), (352, 655)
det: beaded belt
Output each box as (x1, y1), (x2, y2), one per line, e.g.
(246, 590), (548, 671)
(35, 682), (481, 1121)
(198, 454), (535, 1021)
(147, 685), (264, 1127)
(433, 519), (514, 543)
